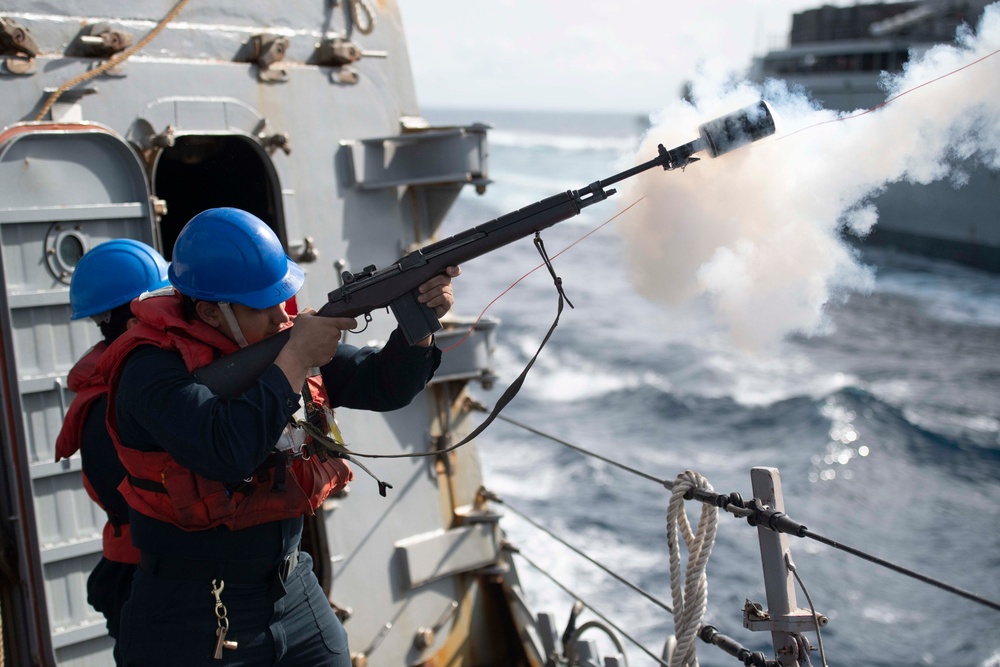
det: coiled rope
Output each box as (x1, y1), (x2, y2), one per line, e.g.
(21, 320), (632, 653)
(666, 471), (718, 667)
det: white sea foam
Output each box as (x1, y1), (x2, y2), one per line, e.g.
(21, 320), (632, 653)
(496, 326), (856, 408)
(524, 349), (665, 403)
(699, 351), (860, 407)
(616, 4), (1000, 352)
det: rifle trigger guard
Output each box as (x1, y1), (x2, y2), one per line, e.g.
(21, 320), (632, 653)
(349, 312), (372, 335)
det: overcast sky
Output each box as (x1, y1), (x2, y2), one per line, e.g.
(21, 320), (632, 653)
(402, 1), (836, 114)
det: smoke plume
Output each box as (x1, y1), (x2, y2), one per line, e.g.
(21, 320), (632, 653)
(617, 3), (1000, 351)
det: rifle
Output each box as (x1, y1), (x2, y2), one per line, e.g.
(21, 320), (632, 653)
(195, 101), (775, 397)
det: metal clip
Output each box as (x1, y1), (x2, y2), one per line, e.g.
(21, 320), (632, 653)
(210, 579), (238, 659)
(249, 34), (289, 82)
(1, 17), (38, 75)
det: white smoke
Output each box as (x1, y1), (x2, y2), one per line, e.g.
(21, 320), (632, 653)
(617, 3), (1000, 352)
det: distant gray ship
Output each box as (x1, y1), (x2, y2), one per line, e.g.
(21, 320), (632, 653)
(751, 1), (1000, 272)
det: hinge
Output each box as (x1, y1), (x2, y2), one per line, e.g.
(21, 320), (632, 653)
(248, 33), (289, 82)
(314, 36), (386, 85)
(0, 17), (38, 74)
(76, 23), (133, 59)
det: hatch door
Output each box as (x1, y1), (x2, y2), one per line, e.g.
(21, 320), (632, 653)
(0, 123), (156, 666)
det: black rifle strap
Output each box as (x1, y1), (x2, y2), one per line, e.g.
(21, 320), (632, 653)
(534, 232), (574, 309)
(356, 232), (571, 461)
(296, 379), (394, 496)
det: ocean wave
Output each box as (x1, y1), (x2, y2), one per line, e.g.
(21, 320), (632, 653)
(869, 250), (1000, 326)
(486, 325), (995, 470)
(496, 330), (861, 409)
(812, 386), (1000, 486)
(482, 334), (669, 403)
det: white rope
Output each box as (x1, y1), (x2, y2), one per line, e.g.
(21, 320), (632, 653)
(666, 470), (719, 667)
(349, 0), (376, 35)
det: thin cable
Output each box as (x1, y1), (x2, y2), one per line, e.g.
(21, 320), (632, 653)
(492, 408), (1000, 614)
(514, 549), (670, 667)
(784, 553), (828, 667)
(499, 497), (674, 615)
(477, 407), (755, 521)
(475, 404), (668, 486)
(801, 528), (1000, 613)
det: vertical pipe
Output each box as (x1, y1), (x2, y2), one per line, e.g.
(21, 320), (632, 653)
(750, 467), (798, 666)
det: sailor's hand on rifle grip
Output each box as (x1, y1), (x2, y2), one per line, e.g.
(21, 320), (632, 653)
(276, 311), (357, 388)
(417, 265), (460, 319)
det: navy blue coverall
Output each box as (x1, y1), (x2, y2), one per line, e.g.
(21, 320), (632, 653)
(112, 329), (440, 666)
(79, 393), (137, 666)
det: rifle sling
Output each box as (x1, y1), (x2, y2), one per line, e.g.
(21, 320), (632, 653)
(357, 232), (571, 463)
(446, 233), (572, 449)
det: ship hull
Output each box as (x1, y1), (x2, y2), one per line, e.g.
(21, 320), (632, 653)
(752, 1), (1000, 272)
(864, 169), (1000, 271)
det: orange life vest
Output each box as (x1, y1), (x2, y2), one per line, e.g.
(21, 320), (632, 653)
(99, 289), (352, 532)
(55, 343), (139, 564)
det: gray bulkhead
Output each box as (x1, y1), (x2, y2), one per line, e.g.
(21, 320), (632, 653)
(0, 2), (520, 665)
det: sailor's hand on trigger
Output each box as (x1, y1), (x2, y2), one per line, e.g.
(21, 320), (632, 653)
(417, 266), (460, 319)
(276, 310), (357, 389)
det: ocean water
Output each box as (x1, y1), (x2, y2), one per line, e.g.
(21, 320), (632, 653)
(424, 107), (1000, 667)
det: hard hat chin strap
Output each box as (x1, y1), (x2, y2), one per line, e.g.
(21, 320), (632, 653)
(218, 302), (250, 348)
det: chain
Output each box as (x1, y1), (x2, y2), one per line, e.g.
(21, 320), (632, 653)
(210, 579), (238, 658)
(211, 578), (228, 632)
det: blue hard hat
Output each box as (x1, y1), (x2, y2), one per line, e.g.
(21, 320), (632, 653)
(70, 239), (170, 320)
(168, 208), (303, 309)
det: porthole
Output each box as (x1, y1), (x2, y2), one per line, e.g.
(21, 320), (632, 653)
(44, 224), (89, 285)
